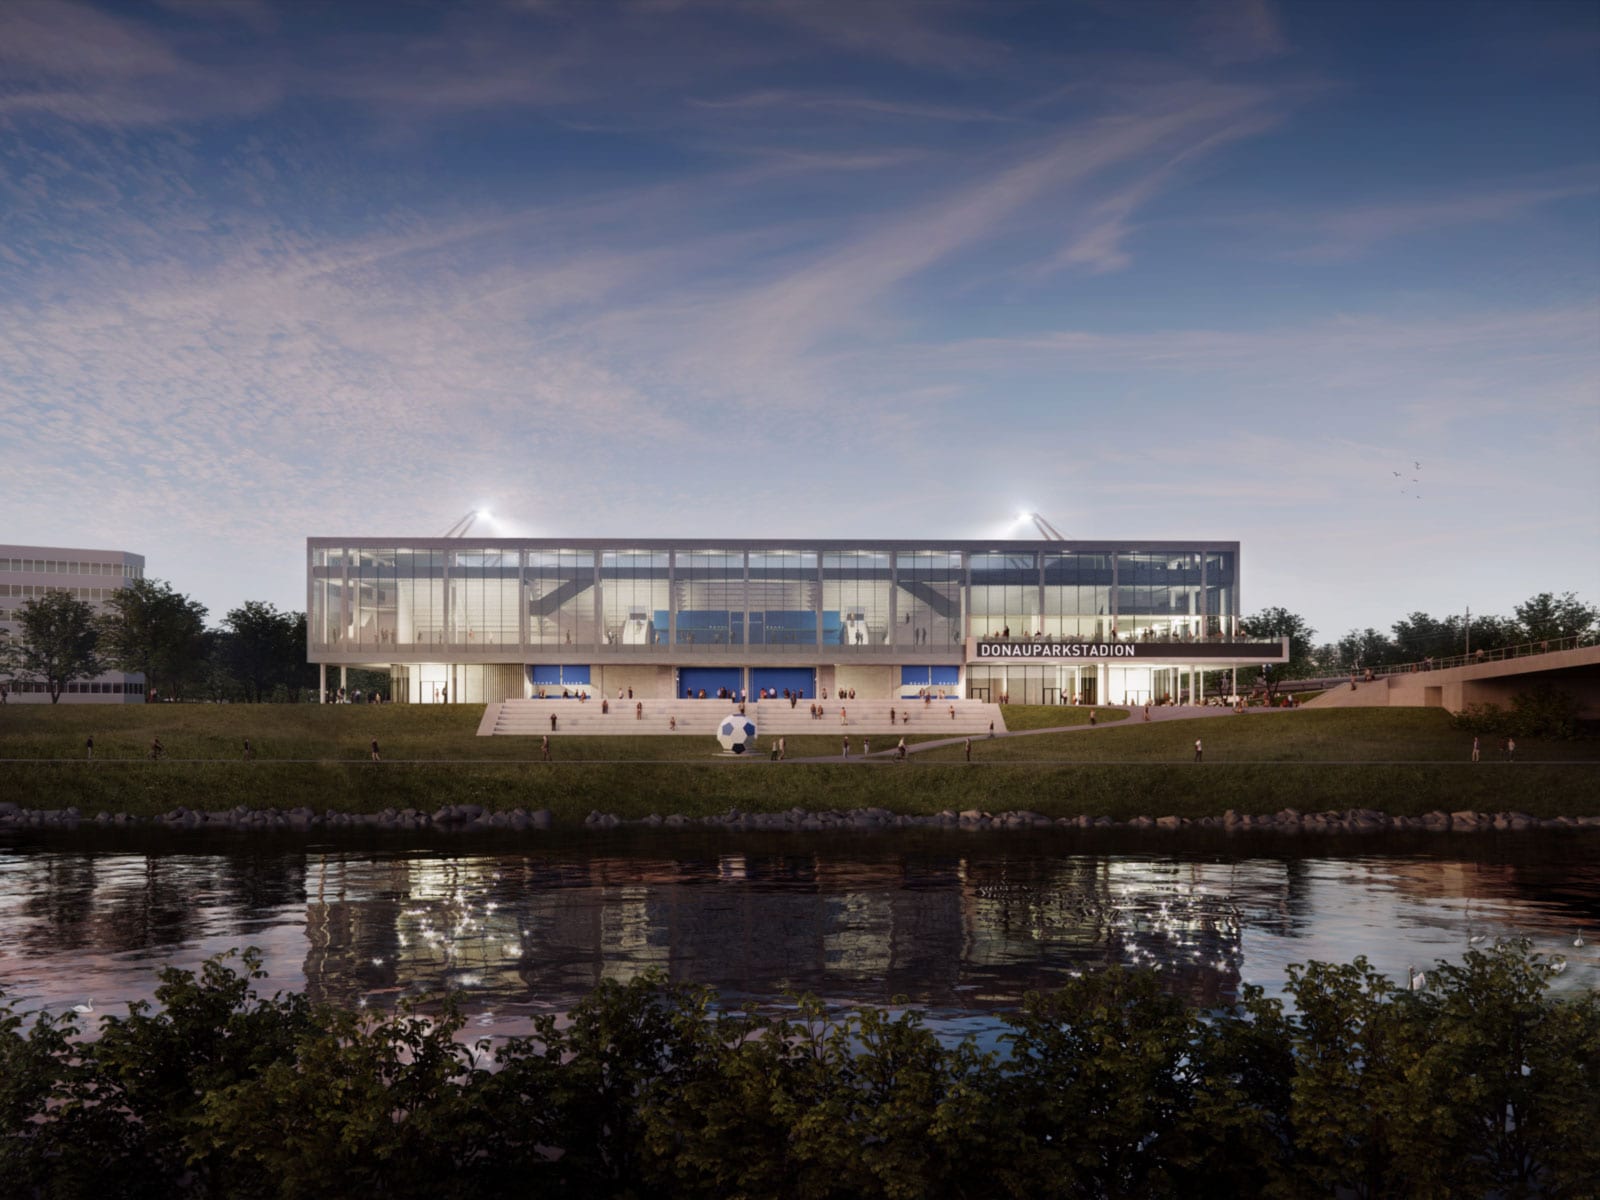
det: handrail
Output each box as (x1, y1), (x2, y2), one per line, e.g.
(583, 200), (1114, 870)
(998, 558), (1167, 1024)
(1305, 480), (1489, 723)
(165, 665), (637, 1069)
(1359, 633), (1593, 679)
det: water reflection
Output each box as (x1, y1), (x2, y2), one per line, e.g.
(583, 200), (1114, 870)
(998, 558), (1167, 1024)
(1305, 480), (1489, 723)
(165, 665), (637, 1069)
(2, 832), (1597, 1036)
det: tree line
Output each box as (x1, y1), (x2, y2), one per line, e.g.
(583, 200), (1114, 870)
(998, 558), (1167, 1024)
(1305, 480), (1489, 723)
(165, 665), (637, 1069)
(2, 943), (1595, 1199)
(4, 579), (1593, 705)
(1241, 590), (1598, 683)
(0, 580), (315, 703)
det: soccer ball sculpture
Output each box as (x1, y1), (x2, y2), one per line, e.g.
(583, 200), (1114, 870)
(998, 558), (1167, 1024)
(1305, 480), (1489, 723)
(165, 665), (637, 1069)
(717, 715), (757, 754)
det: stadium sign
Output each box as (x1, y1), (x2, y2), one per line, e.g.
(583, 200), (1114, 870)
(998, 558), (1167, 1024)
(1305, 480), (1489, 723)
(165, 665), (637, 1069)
(969, 639), (1286, 662)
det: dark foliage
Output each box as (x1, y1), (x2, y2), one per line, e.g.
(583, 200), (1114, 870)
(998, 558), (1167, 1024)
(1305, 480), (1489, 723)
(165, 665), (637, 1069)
(2, 943), (1596, 1199)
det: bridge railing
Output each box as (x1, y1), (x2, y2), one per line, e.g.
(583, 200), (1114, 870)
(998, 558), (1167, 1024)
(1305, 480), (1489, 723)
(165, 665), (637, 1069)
(1361, 633), (1594, 680)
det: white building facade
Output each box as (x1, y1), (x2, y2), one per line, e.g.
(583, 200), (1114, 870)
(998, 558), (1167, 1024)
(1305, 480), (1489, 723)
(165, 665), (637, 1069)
(0, 544), (146, 703)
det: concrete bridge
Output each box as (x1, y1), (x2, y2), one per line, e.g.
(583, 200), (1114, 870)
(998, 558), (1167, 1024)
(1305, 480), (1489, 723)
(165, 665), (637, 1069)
(1304, 642), (1600, 718)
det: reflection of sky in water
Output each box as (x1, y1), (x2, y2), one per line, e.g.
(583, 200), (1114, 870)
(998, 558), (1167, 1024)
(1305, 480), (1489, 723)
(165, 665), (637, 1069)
(1, 835), (1596, 1045)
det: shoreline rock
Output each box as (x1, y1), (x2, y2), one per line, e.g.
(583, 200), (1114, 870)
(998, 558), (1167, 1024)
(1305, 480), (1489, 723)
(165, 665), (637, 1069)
(2, 802), (1600, 835)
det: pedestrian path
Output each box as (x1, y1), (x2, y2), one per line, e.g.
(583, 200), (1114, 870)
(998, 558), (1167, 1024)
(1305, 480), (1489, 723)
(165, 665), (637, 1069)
(788, 703), (1252, 762)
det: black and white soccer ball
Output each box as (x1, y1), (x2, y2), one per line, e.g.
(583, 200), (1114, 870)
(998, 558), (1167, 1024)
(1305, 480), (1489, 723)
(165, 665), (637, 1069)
(717, 715), (757, 753)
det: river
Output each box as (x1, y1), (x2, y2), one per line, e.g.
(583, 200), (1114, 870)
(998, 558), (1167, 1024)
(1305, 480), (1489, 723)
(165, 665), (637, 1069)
(2, 828), (1596, 1045)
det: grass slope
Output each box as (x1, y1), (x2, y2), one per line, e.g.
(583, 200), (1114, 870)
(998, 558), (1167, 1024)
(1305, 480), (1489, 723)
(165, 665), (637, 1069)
(1, 704), (1595, 822)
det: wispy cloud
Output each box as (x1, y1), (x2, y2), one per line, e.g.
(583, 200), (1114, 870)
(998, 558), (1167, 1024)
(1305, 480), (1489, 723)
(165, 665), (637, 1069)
(1262, 178), (1600, 261)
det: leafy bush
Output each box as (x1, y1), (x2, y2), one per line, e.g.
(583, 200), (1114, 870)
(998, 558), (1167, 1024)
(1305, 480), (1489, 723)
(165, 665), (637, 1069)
(1454, 686), (1582, 741)
(2, 945), (1596, 1198)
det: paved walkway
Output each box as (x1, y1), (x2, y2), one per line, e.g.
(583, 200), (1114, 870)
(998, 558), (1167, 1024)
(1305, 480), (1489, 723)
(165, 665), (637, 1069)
(789, 704), (1255, 763)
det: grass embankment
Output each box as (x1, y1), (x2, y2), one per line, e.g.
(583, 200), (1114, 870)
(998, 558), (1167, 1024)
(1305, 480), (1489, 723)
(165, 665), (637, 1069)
(1, 704), (1595, 823)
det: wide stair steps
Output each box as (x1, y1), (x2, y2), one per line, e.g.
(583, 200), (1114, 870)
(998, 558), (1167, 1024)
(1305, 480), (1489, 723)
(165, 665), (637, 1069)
(480, 698), (1006, 738)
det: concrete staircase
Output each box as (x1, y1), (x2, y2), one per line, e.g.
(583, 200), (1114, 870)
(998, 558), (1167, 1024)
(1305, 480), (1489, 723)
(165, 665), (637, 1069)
(479, 697), (1007, 737)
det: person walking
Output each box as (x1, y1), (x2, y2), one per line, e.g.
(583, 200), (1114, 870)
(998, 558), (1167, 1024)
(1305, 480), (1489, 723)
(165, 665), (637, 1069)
(85, 735), (94, 760)
(541, 734), (551, 762)
(1193, 738), (1203, 763)
(863, 736), (871, 756)
(842, 735), (850, 759)
(840, 706), (847, 725)
(1471, 736), (1480, 763)
(1143, 704), (1151, 722)
(669, 715), (677, 731)
(896, 737), (907, 761)
(149, 737), (164, 761)
(964, 737), (972, 762)
(1089, 711), (1097, 726)
(987, 720), (995, 738)
(243, 738), (254, 761)
(636, 701), (643, 720)
(948, 704), (955, 720)
(778, 737), (786, 761)
(370, 739), (381, 763)
(550, 712), (558, 732)
(1506, 736), (1516, 762)
(602, 698), (609, 714)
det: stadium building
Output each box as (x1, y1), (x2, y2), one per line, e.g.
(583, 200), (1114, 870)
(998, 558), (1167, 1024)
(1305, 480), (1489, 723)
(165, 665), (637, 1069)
(308, 537), (1285, 706)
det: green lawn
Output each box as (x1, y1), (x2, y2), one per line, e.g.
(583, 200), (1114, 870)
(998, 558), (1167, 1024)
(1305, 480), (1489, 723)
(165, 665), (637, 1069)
(1, 703), (1595, 822)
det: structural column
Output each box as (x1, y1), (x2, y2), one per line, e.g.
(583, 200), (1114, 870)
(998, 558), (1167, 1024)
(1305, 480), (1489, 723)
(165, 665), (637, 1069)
(319, 662), (326, 703)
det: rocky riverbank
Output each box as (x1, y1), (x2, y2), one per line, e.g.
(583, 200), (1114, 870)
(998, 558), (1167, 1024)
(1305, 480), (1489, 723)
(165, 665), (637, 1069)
(4, 799), (1598, 834)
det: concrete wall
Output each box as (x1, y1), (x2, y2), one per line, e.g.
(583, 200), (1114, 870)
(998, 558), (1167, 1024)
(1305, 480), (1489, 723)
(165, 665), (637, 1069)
(594, 664), (674, 700)
(835, 664), (896, 699)
(1305, 645), (1600, 718)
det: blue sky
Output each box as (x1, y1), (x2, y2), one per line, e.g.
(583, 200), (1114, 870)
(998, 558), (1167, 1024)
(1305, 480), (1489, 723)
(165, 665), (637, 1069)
(2, 0), (1596, 642)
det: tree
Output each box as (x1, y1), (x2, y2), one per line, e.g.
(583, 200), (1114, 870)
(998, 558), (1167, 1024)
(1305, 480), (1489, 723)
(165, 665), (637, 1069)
(1513, 591), (1598, 643)
(1239, 607), (1316, 683)
(97, 579), (208, 702)
(1391, 611), (1456, 662)
(220, 602), (304, 703)
(4, 591), (102, 703)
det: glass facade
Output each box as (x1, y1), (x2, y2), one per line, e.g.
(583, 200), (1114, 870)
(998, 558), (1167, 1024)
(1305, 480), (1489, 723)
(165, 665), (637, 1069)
(893, 551), (962, 649)
(308, 539), (1246, 701)
(822, 550), (890, 648)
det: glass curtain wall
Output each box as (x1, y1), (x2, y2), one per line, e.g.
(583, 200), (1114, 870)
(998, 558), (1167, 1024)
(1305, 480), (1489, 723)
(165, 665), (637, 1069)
(1115, 552), (1203, 641)
(822, 551), (889, 648)
(748, 550), (817, 645)
(527, 550), (595, 647)
(348, 548), (398, 650)
(600, 550), (670, 646)
(1043, 552), (1112, 641)
(675, 550), (744, 646)
(395, 548), (446, 646)
(449, 548), (520, 646)
(310, 546), (348, 648)
(1205, 551), (1236, 637)
(893, 551), (963, 648)
(970, 551), (1039, 638)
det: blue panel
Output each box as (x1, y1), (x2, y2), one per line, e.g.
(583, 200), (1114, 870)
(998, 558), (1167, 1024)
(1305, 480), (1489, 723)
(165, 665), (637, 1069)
(930, 666), (960, 686)
(755, 610), (817, 645)
(678, 667), (743, 699)
(752, 668), (815, 699)
(822, 611), (842, 641)
(900, 665), (933, 686)
(528, 665), (590, 687)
